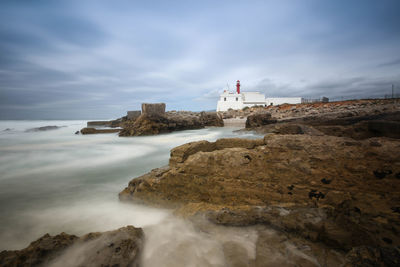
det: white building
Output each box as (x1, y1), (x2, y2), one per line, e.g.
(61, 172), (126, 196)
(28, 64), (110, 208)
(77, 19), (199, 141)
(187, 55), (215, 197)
(216, 80), (302, 111)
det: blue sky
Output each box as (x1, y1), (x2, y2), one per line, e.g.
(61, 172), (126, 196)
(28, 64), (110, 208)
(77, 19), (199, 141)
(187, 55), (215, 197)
(1, 0), (399, 119)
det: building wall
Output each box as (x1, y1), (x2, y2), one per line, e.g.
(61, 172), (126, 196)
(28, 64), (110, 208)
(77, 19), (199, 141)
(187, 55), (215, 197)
(217, 91), (303, 111)
(242, 92), (265, 103)
(217, 92), (243, 111)
(265, 97), (302, 106)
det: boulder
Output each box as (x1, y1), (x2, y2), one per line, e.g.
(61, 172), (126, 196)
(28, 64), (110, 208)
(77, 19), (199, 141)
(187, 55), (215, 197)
(245, 113), (277, 128)
(200, 111), (224, 127)
(0, 226), (144, 267)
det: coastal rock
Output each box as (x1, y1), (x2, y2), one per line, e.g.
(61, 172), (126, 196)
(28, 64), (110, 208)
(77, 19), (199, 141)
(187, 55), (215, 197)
(120, 134), (400, 252)
(344, 246), (400, 267)
(199, 111), (224, 127)
(0, 226), (144, 267)
(25, 126), (64, 132)
(87, 117), (125, 128)
(80, 127), (121, 134)
(245, 112), (277, 128)
(119, 111), (223, 136)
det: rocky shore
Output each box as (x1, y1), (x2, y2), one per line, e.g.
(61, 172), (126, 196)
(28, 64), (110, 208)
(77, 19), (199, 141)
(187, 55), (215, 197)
(81, 103), (224, 136)
(118, 98), (400, 266)
(4, 99), (400, 266)
(0, 226), (143, 267)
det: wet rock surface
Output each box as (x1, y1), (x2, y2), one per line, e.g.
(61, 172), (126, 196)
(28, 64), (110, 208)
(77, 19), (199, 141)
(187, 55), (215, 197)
(0, 226), (144, 267)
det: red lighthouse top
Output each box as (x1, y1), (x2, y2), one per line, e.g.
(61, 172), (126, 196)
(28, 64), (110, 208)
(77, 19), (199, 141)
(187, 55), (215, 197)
(236, 80), (240, 94)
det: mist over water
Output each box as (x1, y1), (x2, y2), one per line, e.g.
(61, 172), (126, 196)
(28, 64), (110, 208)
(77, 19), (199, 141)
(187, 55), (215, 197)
(0, 120), (261, 265)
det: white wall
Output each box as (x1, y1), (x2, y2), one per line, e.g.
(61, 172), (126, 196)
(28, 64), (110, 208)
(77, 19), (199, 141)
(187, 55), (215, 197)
(265, 97), (302, 106)
(217, 92), (243, 111)
(242, 92), (265, 103)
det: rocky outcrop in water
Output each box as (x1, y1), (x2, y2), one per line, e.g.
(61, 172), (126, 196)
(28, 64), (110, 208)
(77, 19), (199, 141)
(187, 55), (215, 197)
(119, 110), (223, 136)
(25, 126), (65, 132)
(0, 226), (143, 267)
(87, 118), (125, 128)
(80, 127), (121, 134)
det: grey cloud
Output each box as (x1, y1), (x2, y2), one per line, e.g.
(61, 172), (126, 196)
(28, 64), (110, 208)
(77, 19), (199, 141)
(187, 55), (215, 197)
(377, 58), (400, 68)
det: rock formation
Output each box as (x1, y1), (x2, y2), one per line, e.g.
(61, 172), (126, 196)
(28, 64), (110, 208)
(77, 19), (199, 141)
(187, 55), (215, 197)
(119, 99), (400, 265)
(119, 103), (223, 136)
(0, 226), (143, 267)
(87, 118), (124, 128)
(25, 126), (65, 132)
(245, 112), (277, 128)
(80, 127), (121, 134)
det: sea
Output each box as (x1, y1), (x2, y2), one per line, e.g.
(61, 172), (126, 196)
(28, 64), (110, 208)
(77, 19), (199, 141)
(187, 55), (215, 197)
(0, 120), (261, 266)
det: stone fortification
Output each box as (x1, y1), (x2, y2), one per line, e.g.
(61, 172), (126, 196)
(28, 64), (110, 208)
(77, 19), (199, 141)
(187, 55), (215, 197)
(141, 103), (166, 116)
(127, 110), (141, 120)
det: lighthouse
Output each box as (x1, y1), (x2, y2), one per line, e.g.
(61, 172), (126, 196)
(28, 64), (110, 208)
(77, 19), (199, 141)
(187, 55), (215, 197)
(217, 80), (303, 111)
(236, 80), (240, 94)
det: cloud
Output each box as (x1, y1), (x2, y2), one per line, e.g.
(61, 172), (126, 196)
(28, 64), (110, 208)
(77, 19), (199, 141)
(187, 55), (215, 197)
(377, 58), (400, 68)
(0, 0), (400, 118)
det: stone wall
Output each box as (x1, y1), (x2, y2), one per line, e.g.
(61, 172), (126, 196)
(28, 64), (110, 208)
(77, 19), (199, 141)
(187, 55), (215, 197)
(127, 110), (141, 120)
(141, 103), (166, 116)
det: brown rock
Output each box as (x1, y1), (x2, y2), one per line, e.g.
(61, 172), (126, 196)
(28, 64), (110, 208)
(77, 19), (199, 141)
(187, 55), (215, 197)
(245, 113), (277, 128)
(0, 226), (144, 267)
(120, 134), (400, 251)
(80, 127), (121, 134)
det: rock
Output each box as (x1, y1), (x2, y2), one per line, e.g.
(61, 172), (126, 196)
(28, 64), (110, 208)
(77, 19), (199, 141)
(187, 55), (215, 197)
(120, 107), (223, 136)
(0, 226), (144, 267)
(80, 127), (121, 134)
(344, 246), (400, 267)
(170, 140), (216, 166)
(120, 134), (400, 251)
(74, 131), (79, 135)
(87, 117), (125, 128)
(245, 113), (277, 128)
(215, 138), (264, 150)
(0, 233), (78, 267)
(25, 126), (63, 132)
(200, 111), (224, 127)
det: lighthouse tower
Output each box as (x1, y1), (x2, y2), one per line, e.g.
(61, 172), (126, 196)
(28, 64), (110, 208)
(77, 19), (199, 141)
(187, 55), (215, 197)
(236, 80), (240, 94)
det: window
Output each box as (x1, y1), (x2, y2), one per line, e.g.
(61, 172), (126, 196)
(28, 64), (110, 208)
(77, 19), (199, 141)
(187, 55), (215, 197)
(236, 97), (238, 101)
(224, 97), (226, 101)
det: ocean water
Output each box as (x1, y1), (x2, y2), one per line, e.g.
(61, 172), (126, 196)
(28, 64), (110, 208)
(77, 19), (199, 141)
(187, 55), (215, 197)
(0, 120), (261, 265)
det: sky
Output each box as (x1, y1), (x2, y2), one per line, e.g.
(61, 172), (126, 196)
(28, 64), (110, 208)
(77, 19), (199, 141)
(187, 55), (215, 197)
(0, 0), (400, 119)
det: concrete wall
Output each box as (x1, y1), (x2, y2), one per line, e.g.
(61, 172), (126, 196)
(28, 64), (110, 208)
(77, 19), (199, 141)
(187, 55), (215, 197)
(265, 97), (302, 106)
(217, 92), (243, 111)
(141, 103), (166, 116)
(127, 110), (141, 120)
